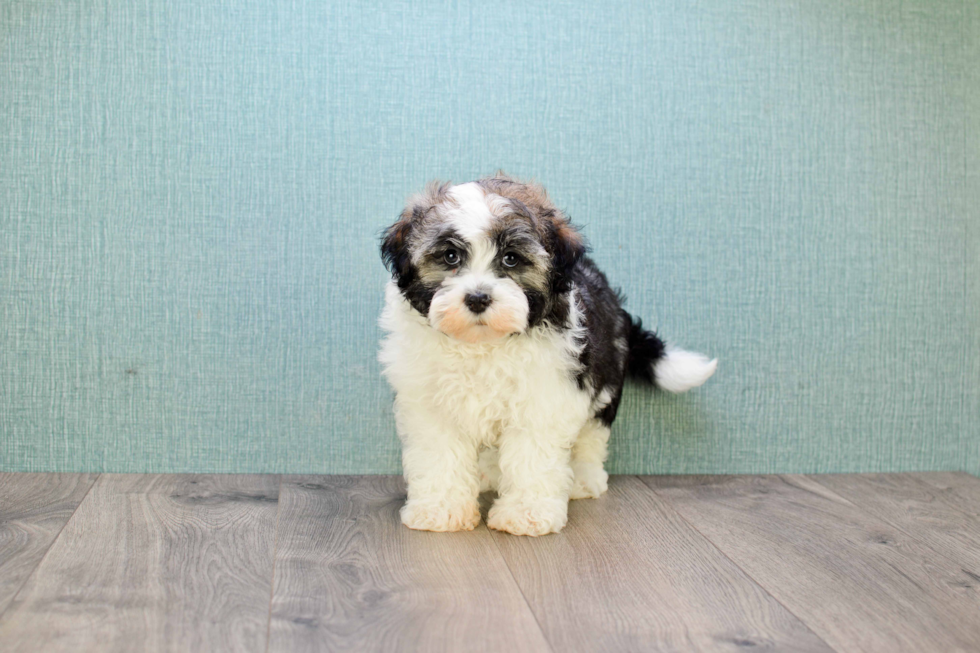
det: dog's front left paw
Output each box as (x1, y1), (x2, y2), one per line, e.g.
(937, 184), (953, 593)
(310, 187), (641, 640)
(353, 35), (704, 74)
(400, 499), (481, 532)
(487, 497), (568, 536)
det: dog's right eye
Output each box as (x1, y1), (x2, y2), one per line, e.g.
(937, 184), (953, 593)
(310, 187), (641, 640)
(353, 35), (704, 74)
(444, 249), (460, 266)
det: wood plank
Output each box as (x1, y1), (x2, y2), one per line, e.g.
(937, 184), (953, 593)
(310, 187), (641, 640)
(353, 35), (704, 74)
(268, 475), (550, 653)
(0, 474), (280, 652)
(490, 476), (832, 652)
(643, 474), (980, 653)
(811, 473), (980, 571)
(0, 473), (98, 616)
(914, 472), (980, 518)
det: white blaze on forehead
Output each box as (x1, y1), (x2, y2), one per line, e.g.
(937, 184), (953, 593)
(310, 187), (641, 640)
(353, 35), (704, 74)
(446, 182), (494, 240)
(446, 182), (498, 273)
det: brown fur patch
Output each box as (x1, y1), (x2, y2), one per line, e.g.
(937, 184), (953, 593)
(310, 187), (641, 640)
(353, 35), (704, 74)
(476, 172), (584, 260)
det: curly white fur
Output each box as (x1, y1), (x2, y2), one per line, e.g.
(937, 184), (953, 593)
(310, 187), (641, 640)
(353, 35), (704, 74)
(380, 282), (595, 536)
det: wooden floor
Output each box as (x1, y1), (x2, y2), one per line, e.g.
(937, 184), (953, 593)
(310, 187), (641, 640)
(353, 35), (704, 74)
(0, 473), (978, 652)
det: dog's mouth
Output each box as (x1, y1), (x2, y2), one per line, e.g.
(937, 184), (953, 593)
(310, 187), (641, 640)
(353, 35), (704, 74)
(433, 319), (512, 344)
(449, 324), (507, 343)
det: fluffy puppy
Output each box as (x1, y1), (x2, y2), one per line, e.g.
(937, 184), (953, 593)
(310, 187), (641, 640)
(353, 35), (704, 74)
(379, 174), (717, 536)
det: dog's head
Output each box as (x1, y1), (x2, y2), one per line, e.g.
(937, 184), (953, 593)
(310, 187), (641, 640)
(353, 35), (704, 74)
(381, 173), (585, 344)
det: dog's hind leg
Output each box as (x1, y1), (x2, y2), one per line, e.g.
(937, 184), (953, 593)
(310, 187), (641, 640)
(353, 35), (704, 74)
(569, 418), (610, 500)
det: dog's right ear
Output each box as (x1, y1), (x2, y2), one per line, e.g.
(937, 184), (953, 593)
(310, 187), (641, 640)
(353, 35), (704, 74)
(380, 208), (415, 281)
(382, 182), (448, 281)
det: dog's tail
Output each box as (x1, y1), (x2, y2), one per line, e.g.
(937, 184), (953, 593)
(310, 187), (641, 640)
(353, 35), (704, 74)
(625, 313), (718, 393)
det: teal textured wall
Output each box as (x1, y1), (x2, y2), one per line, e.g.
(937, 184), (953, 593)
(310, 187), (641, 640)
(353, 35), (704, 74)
(2, 1), (978, 474)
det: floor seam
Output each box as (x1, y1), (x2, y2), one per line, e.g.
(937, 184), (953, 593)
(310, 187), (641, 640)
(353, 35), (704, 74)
(902, 473), (980, 522)
(0, 473), (102, 623)
(635, 475), (841, 653)
(263, 474), (284, 653)
(802, 473), (980, 574)
(914, 472), (980, 515)
(486, 522), (556, 653)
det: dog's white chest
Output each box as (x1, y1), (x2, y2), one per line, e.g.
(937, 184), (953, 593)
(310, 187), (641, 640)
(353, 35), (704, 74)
(383, 328), (583, 437)
(379, 288), (593, 446)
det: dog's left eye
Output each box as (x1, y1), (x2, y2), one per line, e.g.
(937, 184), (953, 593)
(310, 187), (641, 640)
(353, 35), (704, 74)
(502, 252), (519, 268)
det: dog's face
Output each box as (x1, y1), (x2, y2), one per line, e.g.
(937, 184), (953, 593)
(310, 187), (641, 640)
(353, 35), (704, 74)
(382, 175), (585, 344)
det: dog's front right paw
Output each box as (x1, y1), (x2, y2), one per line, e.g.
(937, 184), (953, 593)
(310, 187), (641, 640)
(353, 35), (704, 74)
(487, 497), (568, 536)
(400, 499), (481, 532)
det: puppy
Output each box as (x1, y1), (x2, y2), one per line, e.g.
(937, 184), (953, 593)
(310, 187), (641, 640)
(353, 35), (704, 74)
(379, 174), (716, 536)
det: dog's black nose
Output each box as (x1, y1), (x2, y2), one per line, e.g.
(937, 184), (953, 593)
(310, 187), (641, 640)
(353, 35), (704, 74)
(464, 291), (492, 314)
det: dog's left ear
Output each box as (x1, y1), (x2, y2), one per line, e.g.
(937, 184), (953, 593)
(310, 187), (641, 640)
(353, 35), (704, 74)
(548, 219), (586, 293)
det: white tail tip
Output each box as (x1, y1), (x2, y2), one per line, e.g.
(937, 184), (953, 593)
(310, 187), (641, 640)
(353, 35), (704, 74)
(654, 348), (718, 393)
